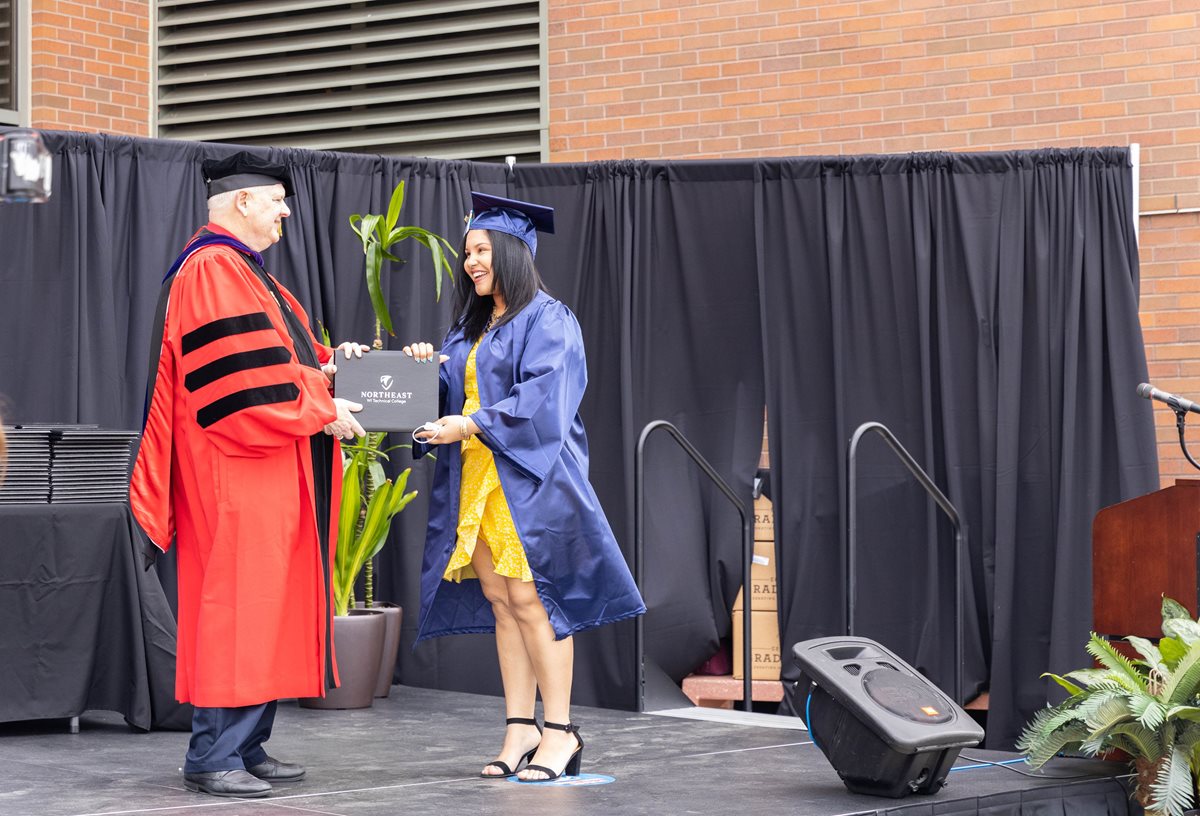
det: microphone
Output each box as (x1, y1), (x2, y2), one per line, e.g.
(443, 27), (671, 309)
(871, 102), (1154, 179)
(1137, 382), (1200, 415)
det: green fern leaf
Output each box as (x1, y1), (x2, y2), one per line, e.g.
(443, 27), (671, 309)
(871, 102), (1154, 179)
(1166, 705), (1200, 724)
(1084, 695), (1137, 736)
(1104, 722), (1162, 760)
(1086, 634), (1149, 693)
(1150, 744), (1196, 816)
(1019, 721), (1091, 768)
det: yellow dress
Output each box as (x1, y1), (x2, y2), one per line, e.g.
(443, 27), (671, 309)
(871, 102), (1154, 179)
(442, 335), (534, 583)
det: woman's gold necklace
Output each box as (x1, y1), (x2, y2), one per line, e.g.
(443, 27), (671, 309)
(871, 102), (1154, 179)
(486, 308), (504, 331)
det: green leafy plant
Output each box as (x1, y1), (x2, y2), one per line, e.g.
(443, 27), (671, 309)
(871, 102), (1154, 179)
(328, 185), (454, 613)
(1018, 596), (1200, 816)
(332, 433), (417, 617)
(349, 180), (457, 344)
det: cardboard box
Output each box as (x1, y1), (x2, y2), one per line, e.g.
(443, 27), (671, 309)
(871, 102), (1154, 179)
(733, 539), (777, 611)
(731, 608), (781, 680)
(754, 495), (774, 542)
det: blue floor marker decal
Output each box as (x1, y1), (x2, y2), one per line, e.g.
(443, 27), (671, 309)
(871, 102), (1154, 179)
(506, 773), (615, 787)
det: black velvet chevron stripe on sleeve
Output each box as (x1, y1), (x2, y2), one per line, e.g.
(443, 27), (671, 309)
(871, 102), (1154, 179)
(184, 346), (293, 392)
(196, 383), (300, 428)
(182, 312), (274, 355)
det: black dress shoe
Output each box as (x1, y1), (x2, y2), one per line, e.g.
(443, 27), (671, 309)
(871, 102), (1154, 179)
(183, 769), (272, 798)
(246, 755), (306, 782)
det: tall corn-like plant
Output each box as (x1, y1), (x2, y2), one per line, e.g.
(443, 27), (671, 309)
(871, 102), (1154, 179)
(1018, 597), (1200, 816)
(349, 180), (457, 346)
(334, 434), (417, 617)
(341, 181), (455, 607)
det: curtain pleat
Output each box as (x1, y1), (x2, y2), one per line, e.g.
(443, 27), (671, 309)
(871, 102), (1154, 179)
(757, 149), (1157, 747)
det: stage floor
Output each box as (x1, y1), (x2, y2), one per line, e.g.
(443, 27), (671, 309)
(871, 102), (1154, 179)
(0, 685), (1136, 816)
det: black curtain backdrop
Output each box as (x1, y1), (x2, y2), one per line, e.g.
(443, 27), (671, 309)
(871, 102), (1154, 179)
(0, 131), (1155, 747)
(756, 149), (1158, 747)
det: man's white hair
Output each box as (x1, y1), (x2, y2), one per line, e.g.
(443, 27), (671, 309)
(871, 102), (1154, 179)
(207, 189), (238, 212)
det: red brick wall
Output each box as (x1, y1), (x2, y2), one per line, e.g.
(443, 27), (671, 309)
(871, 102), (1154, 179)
(548, 0), (1200, 487)
(22, 1), (1200, 485)
(1139, 214), (1200, 486)
(30, 0), (151, 136)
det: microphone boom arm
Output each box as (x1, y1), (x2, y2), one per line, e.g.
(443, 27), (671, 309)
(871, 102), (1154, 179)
(1173, 408), (1200, 472)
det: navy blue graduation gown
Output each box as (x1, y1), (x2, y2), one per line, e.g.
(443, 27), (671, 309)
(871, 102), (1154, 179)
(416, 290), (645, 641)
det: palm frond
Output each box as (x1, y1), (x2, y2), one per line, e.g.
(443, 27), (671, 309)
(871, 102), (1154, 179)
(1061, 669), (1133, 697)
(1020, 702), (1090, 744)
(1086, 634), (1149, 693)
(1103, 722), (1163, 761)
(1018, 719), (1091, 768)
(1131, 696), (1168, 730)
(1083, 695), (1138, 742)
(1076, 687), (1132, 720)
(1168, 705), (1200, 725)
(1150, 744), (1196, 816)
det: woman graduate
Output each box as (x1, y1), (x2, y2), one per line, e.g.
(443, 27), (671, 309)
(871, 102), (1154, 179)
(406, 192), (644, 782)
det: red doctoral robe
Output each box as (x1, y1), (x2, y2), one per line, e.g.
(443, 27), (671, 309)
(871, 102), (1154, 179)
(130, 224), (341, 708)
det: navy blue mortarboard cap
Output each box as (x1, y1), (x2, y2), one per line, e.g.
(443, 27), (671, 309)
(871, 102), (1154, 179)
(202, 152), (295, 198)
(466, 191), (555, 258)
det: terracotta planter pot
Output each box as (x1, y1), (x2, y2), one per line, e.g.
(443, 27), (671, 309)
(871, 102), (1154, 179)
(354, 602), (403, 698)
(299, 608), (385, 710)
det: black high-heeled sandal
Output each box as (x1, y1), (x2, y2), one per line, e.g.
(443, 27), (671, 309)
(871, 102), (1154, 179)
(480, 717), (542, 779)
(518, 721), (583, 782)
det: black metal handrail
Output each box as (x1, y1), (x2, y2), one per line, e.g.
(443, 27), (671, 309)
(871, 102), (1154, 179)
(635, 420), (755, 712)
(847, 421), (967, 704)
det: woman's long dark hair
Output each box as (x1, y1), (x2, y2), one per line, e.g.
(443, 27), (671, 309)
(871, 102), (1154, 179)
(453, 228), (548, 341)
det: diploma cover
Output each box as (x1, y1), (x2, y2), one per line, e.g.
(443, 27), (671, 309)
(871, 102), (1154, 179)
(333, 351), (439, 432)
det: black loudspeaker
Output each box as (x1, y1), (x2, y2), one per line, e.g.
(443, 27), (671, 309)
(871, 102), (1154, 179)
(792, 636), (984, 798)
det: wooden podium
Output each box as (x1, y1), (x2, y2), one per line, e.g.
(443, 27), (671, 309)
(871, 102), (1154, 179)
(1093, 479), (1200, 639)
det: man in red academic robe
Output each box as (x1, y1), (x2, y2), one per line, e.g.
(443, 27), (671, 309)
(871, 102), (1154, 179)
(130, 152), (366, 799)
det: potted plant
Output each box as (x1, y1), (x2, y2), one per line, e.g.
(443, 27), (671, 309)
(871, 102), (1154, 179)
(349, 180), (456, 611)
(1017, 596), (1200, 816)
(302, 182), (455, 709)
(343, 431), (415, 699)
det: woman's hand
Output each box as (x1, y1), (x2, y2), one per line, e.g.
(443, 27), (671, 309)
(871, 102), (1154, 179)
(322, 341), (370, 381)
(402, 341), (449, 364)
(412, 415), (478, 445)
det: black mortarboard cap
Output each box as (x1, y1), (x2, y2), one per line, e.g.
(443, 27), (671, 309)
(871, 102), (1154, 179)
(201, 151), (295, 198)
(466, 191), (555, 258)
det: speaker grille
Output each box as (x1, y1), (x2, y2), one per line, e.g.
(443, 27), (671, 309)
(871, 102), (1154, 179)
(862, 668), (953, 724)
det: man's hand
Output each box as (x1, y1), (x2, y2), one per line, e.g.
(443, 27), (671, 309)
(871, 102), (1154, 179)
(322, 341), (371, 382)
(324, 398), (365, 440)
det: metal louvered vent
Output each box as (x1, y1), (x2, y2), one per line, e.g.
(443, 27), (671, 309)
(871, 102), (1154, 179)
(157, 0), (545, 163)
(0, 0), (14, 115)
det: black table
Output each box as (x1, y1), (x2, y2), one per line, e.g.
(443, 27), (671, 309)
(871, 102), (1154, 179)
(0, 502), (189, 730)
